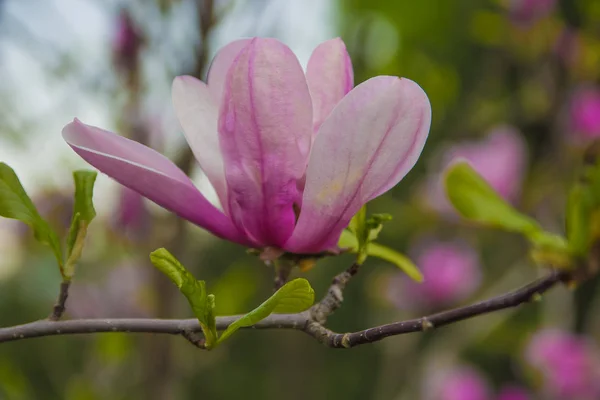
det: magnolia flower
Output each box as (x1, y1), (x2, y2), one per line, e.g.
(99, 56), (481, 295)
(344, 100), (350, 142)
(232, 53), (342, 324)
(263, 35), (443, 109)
(525, 329), (600, 399)
(387, 239), (481, 310)
(63, 37), (431, 254)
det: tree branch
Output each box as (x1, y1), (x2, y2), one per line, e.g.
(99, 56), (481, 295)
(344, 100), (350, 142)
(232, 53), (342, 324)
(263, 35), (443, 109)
(304, 270), (569, 348)
(48, 281), (71, 321)
(310, 262), (360, 324)
(0, 270), (569, 348)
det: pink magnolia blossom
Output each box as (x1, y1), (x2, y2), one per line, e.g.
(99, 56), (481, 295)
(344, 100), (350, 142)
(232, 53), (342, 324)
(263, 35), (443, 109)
(525, 329), (600, 399)
(63, 37), (431, 254)
(508, 0), (556, 26)
(426, 366), (492, 400)
(426, 126), (527, 215)
(570, 87), (600, 140)
(388, 239), (481, 310)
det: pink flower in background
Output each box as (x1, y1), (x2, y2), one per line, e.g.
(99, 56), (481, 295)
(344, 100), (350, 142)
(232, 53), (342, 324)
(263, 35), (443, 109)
(63, 37), (431, 254)
(427, 366), (492, 400)
(508, 0), (556, 26)
(388, 239), (481, 310)
(112, 8), (144, 74)
(525, 329), (600, 399)
(570, 87), (600, 140)
(426, 126), (527, 216)
(112, 186), (149, 241)
(68, 262), (151, 318)
(497, 386), (531, 400)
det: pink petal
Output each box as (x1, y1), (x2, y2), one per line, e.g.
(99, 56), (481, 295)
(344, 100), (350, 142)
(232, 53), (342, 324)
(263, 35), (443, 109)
(285, 76), (431, 253)
(62, 119), (250, 245)
(207, 38), (252, 106)
(172, 75), (228, 206)
(306, 38), (354, 132)
(218, 38), (313, 246)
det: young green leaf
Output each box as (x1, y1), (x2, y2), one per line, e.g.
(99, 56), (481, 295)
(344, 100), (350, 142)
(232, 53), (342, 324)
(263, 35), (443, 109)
(337, 230), (423, 281)
(217, 278), (314, 344)
(64, 170), (97, 278)
(348, 205), (368, 262)
(446, 161), (572, 267)
(445, 162), (541, 235)
(366, 213), (393, 242)
(566, 183), (595, 256)
(0, 162), (63, 266)
(367, 242), (423, 282)
(149, 248), (218, 348)
(72, 170), (97, 222)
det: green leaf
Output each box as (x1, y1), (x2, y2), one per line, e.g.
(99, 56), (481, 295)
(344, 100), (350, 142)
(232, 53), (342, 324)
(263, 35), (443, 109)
(0, 162), (63, 266)
(217, 278), (314, 344)
(347, 206), (394, 264)
(72, 170), (97, 222)
(566, 183), (594, 257)
(337, 230), (423, 281)
(338, 229), (359, 250)
(446, 161), (572, 267)
(366, 213), (393, 242)
(64, 170), (97, 278)
(367, 242), (423, 282)
(348, 205), (368, 262)
(445, 162), (541, 236)
(149, 248), (218, 348)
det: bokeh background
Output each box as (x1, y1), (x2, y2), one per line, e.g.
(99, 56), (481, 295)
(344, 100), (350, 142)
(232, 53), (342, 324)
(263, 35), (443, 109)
(1, 0), (600, 399)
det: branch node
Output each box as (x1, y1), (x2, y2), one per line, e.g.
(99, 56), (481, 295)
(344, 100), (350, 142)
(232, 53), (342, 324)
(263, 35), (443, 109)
(181, 330), (206, 349)
(531, 292), (543, 302)
(341, 333), (351, 348)
(421, 317), (434, 331)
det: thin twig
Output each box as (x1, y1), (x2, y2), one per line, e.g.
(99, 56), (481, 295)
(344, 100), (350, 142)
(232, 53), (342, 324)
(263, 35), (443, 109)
(310, 263), (360, 324)
(48, 281), (71, 321)
(0, 271), (568, 347)
(304, 270), (569, 348)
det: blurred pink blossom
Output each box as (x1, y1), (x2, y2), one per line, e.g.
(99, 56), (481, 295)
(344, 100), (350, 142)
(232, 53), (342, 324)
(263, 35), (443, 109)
(68, 262), (151, 318)
(112, 186), (149, 242)
(425, 126), (527, 216)
(525, 329), (600, 399)
(427, 366), (492, 400)
(388, 239), (481, 310)
(508, 0), (556, 26)
(112, 9), (144, 74)
(497, 385), (531, 400)
(570, 87), (600, 140)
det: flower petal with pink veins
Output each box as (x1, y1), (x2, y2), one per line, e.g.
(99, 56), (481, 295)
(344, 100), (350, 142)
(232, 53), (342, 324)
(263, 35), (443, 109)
(218, 38), (313, 246)
(306, 38), (353, 132)
(172, 75), (228, 206)
(62, 119), (250, 245)
(285, 76), (431, 253)
(207, 38), (252, 106)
